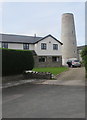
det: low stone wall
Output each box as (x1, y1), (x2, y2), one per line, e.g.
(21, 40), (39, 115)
(23, 71), (53, 79)
(2, 71), (54, 83)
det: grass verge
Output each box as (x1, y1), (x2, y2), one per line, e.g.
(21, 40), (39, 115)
(33, 67), (68, 75)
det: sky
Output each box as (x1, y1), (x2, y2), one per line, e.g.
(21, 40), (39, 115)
(0, 2), (85, 46)
(85, 2), (87, 45)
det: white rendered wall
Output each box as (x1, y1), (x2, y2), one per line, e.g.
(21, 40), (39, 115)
(8, 43), (23, 50)
(34, 36), (62, 56)
(61, 13), (78, 65)
(1, 43), (35, 51)
(29, 44), (35, 50)
(8, 43), (35, 50)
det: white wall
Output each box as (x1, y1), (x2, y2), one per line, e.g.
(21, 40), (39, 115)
(0, 42), (35, 51)
(29, 44), (35, 50)
(34, 36), (62, 56)
(1, 36), (62, 57)
(8, 43), (35, 50)
(1, 43), (35, 51)
(8, 43), (23, 50)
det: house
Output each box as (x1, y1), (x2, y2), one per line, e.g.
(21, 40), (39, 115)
(0, 33), (63, 67)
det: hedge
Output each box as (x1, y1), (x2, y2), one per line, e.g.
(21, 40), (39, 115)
(1, 48), (34, 76)
(81, 46), (87, 77)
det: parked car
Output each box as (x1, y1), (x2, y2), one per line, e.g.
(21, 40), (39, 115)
(66, 60), (72, 67)
(67, 60), (81, 67)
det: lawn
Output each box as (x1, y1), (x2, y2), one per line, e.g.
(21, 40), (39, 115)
(33, 67), (68, 75)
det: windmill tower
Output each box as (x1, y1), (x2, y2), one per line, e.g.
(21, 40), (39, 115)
(61, 13), (78, 65)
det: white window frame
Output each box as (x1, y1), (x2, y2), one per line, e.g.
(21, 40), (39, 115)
(41, 43), (47, 50)
(23, 43), (29, 50)
(2, 42), (8, 48)
(53, 44), (58, 50)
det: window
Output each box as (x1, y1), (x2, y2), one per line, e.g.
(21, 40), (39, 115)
(2, 43), (8, 48)
(23, 44), (29, 50)
(53, 44), (58, 50)
(39, 56), (47, 62)
(41, 43), (47, 50)
(52, 57), (59, 62)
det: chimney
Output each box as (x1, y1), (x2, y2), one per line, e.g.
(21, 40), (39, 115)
(34, 34), (36, 37)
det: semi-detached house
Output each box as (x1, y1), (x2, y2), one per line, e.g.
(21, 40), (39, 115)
(0, 33), (63, 67)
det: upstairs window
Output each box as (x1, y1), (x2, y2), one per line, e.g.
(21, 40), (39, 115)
(53, 44), (58, 50)
(41, 43), (47, 50)
(2, 43), (8, 48)
(23, 44), (29, 50)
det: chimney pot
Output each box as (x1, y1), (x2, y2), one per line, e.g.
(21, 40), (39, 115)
(34, 34), (36, 37)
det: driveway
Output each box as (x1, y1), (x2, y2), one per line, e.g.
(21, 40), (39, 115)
(38, 67), (85, 86)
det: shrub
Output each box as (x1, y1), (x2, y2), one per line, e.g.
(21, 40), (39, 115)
(1, 48), (34, 76)
(81, 46), (87, 77)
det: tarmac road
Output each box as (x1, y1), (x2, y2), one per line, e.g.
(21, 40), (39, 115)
(2, 67), (85, 118)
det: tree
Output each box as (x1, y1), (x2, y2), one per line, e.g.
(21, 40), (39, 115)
(81, 46), (87, 77)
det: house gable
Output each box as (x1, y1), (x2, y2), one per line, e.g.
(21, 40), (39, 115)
(35, 34), (63, 45)
(34, 35), (62, 56)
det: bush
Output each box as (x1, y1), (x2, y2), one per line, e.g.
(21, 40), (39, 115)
(81, 46), (87, 76)
(1, 48), (34, 76)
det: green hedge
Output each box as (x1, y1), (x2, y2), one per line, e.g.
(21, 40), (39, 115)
(81, 46), (87, 77)
(1, 48), (34, 76)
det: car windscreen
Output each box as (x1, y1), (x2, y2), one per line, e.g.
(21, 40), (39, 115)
(74, 60), (79, 62)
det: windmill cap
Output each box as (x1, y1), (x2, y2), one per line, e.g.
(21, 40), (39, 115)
(62, 13), (74, 16)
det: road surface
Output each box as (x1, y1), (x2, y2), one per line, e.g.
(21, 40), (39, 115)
(2, 67), (85, 118)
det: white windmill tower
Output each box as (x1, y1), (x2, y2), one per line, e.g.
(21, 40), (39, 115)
(61, 13), (78, 65)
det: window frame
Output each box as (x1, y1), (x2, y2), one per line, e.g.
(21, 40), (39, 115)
(41, 43), (47, 50)
(23, 43), (29, 50)
(2, 42), (8, 48)
(39, 56), (47, 62)
(53, 44), (58, 50)
(52, 56), (59, 62)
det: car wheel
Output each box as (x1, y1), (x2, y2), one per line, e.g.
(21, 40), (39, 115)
(72, 65), (74, 68)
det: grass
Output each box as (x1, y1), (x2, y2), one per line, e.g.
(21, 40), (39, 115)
(33, 67), (68, 75)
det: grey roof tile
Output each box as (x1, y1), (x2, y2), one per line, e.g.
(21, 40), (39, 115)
(0, 33), (63, 45)
(0, 33), (42, 44)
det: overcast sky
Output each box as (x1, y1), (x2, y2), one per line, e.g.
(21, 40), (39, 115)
(1, 2), (85, 46)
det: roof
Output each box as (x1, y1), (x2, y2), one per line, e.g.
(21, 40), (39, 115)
(0, 33), (42, 44)
(77, 45), (85, 50)
(0, 33), (63, 45)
